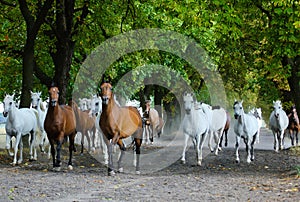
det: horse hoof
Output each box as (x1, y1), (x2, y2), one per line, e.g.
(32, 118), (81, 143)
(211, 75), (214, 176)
(197, 161), (202, 166)
(118, 167), (124, 173)
(181, 160), (186, 165)
(235, 160), (240, 164)
(136, 170), (141, 175)
(68, 165), (73, 170)
(53, 167), (61, 172)
(108, 170), (115, 176)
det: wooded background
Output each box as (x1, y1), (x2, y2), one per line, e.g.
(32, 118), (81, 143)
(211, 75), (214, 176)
(0, 0), (299, 121)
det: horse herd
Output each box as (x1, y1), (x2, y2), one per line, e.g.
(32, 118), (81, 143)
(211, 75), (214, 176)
(1, 83), (299, 175)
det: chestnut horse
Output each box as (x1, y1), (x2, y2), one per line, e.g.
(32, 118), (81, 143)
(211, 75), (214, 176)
(143, 101), (164, 144)
(44, 86), (77, 171)
(69, 100), (97, 154)
(99, 82), (143, 175)
(287, 105), (300, 146)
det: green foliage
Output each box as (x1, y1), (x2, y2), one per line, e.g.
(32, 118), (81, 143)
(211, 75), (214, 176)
(0, 0), (299, 116)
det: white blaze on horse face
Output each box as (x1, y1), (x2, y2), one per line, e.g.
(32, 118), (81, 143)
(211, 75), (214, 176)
(49, 87), (59, 107)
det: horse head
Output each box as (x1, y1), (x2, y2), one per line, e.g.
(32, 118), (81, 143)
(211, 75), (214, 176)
(3, 94), (15, 117)
(31, 91), (42, 109)
(48, 87), (59, 107)
(183, 92), (194, 115)
(91, 94), (102, 116)
(233, 100), (243, 119)
(273, 100), (283, 119)
(100, 82), (113, 105)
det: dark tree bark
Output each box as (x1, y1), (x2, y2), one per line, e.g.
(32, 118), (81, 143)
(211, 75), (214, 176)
(284, 55), (300, 112)
(18, 0), (54, 108)
(39, 0), (90, 104)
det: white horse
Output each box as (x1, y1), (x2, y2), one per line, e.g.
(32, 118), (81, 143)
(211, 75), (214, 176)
(31, 91), (51, 159)
(3, 94), (40, 165)
(79, 98), (92, 111)
(269, 100), (289, 152)
(196, 103), (227, 155)
(233, 100), (259, 163)
(90, 94), (109, 164)
(181, 92), (209, 166)
(250, 107), (262, 144)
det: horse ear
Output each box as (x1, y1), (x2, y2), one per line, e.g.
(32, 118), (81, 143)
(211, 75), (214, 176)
(12, 93), (15, 99)
(241, 100), (243, 104)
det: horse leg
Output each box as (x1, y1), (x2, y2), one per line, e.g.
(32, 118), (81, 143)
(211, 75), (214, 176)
(12, 133), (22, 166)
(117, 139), (126, 173)
(250, 133), (257, 162)
(85, 130), (91, 153)
(214, 129), (223, 155)
(181, 134), (189, 164)
(55, 140), (62, 169)
(296, 130), (299, 146)
(101, 133), (109, 165)
(290, 129), (294, 146)
(279, 130), (285, 150)
(68, 133), (76, 170)
(29, 130), (37, 161)
(5, 134), (14, 157)
(107, 139), (115, 176)
(272, 131), (279, 152)
(81, 132), (85, 154)
(18, 138), (24, 165)
(150, 124), (154, 144)
(224, 130), (228, 147)
(208, 131), (214, 153)
(49, 139), (56, 168)
(219, 132), (224, 149)
(197, 132), (208, 166)
(235, 135), (241, 163)
(134, 136), (142, 175)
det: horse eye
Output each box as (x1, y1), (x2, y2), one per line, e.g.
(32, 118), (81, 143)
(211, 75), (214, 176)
(240, 107), (242, 109)
(9, 102), (12, 105)
(95, 103), (99, 106)
(37, 98), (40, 101)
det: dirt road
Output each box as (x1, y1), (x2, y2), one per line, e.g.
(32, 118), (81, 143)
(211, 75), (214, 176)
(0, 128), (299, 201)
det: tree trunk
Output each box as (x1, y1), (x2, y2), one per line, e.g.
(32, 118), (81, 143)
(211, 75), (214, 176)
(285, 56), (300, 113)
(19, 37), (34, 108)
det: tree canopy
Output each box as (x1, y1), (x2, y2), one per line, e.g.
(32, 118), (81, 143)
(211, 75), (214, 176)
(0, 0), (299, 120)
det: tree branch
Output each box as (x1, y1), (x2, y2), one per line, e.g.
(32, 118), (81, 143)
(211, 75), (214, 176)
(254, 2), (272, 27)
(33, 61), (52, 87)
(0, 0), (16, 7)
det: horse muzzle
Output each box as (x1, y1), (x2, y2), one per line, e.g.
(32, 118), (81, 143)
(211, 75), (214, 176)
(234, 114), (239, 119)
(3, 111), (8, 117)
(32, 105), (37, 109)
(102, 96), (109, 105)
(50, 100), (57, 107)
(185, 109), (191, 114)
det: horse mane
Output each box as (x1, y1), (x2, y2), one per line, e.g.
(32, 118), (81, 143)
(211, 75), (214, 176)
(39, 101), (46, 111)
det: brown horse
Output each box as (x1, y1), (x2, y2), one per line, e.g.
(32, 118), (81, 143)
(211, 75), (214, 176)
(287, 105), (300, 146)
(44, 86), (77, 171)
(69, 100), (97, 154)
(219, 111), (231, 148)
(99, 82), (143, 175)
(143, 101), (164, 144)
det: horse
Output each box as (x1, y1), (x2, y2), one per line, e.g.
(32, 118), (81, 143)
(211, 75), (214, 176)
(219, 111), (231, 148)
(79, 98), (91, 111)
(44, 86), (77, 171)
(31, 91), (51, 159)
(233, 100), (259, 163)
(69, 100), (96, 154)
(3, 94), (40, 165)
(199, 104), (227, 155)
(269, 100), (289, 152)
(99, 82), (143, 175)
(181, 92), (209, 166)
(143, 101), (164, 144)
(287, 105), (300, 146)
(250, 107), (262, 144)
